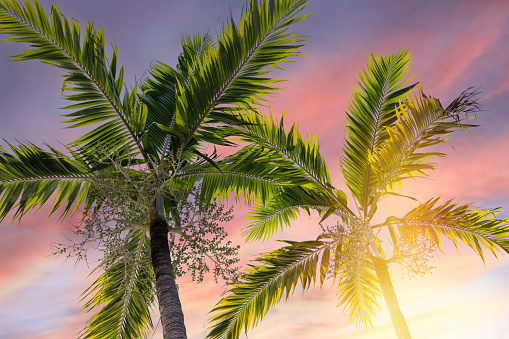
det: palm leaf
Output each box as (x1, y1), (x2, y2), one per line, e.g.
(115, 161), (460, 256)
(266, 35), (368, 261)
(177, 146), (286, 205)
(393, 198), (509, 261)
(368, 89), (479, 205)
(243, 186), (340, 241)
(336, 256), (381, 328)
(223, 110), (351, 204)
(206, 240), (329, 339)
(0, 0), (147, 160)
(341, 49), (416, 212)
(0, 141), (92, 221)
(175, 0), (311, 147)
(79, 230), (155, 339)
(140, 33), (215, 157)
(225, 110), (332, 186)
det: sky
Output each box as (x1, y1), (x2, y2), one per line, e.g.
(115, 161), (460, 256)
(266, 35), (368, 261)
(1, 0), (509, 338)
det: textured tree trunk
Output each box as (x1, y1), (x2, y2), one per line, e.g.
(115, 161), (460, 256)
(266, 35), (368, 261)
(150, 216), (187, 339)
(372, 257), (412, 339)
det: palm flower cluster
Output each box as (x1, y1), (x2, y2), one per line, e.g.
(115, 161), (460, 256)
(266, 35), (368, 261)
(169, 199), (239, 284)
(392, 231), (437, 279)
(52, 144), (240, 287)
(320, 217), (372, 280)
(320, 215), (437, 282)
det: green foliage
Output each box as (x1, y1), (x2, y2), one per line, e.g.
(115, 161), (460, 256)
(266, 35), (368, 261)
(177, 146), (285, 206)
(397, 198), (509, 260)
(217, 109), (350, 239)
(336, 255), (381, 328)
(207, 240), (329, 339)
(341, 49), (416, 212)
(0, 0), (145, 160)
(0, 142), (91, 221)
(79, 231), (155, 339)
(172, 0), (311, 147)
(224, 110), (333, 189)
(244, 186), (337, 241)
(139, 33), (215, 156)
(368, 89), (479, 200)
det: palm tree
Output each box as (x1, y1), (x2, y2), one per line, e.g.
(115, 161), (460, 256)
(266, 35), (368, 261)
(206, 50), (509, 339)
(0, 0), (313, 338)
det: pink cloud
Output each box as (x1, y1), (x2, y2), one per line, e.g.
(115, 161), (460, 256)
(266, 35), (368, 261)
(488, 77), (509, 99)
(0, 261), (90, 339)
(0, 205), (81, 281)
(399, 133), (509, 204)
(0, 228), (53, 281)
(414, 2), (508, 96)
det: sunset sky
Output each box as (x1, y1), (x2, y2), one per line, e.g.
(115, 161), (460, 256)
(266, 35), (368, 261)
(1, 0), (509, 338)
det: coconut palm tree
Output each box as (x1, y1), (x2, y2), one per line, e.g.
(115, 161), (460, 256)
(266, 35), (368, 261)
(0, 0), (313, 338)
(206, 49), (509, 339)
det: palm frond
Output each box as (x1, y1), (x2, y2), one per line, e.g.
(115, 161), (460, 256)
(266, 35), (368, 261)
(341, 49), (416, 212)
(0, 141), (92, 221)
(139, 61), (178, 157)
(226, 110), (332, 186)
(176, 32), (215, 84)
(368, 89), (479, 204)
(243, 186), (339, 241)
(206, 240), (329, 339)
(175, 0), (311, 147)
(177, 146), (285, 205)
(80, 231), (155, 339)
(336, 256), (381, 328)
(140, 33), (215, 157)
(0, 0), (146, 160)
(393, 198), (509, 261)
(223, 110), (351, 208)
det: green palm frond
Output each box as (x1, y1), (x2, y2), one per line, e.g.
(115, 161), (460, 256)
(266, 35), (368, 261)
(393, 198), (509, 261)
(0, 0), (146, 160)
(80, 230), (155, 339)
(175, 0), (311, 147)
(336, 256), (381, 328)
(368, 89), (479, 205)
(140, 33), (215, 156)
(176, 32), (215, 83)
(226, 110), (332, 187)
(140, 61), (178, 156)
(177, 146), (285, 205)
(0, 142), (92, 221)
(224, 110), (349, 200)
(243, 186), (339, 241)
(341, 49), (416, 212)
(207, 240), (329, 339)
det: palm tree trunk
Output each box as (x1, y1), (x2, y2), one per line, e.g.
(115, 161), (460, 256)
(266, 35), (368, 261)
(372, 257), (412, 339)
(150, 216), (187, 339)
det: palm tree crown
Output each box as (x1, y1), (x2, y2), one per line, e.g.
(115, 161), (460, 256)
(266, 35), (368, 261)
(206, 49), (509, 339)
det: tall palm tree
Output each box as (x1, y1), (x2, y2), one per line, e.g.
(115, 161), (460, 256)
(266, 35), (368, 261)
(0, 0), (313, 338)
(206, 50), (509, 339)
